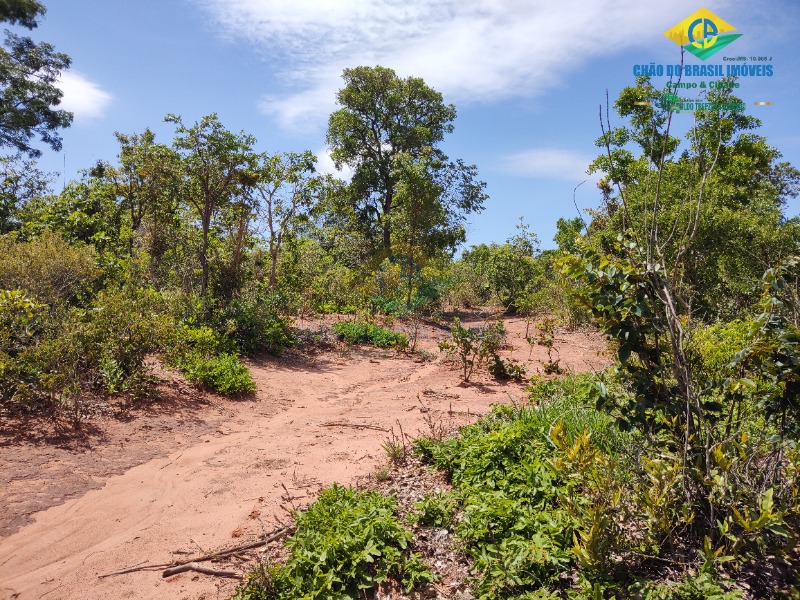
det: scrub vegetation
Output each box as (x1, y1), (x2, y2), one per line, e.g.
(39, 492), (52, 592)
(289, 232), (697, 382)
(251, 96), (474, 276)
(3, 2), (800, 596)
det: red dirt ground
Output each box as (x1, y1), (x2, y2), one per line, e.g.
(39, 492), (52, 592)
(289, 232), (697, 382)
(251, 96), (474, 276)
(0, 317), (608, 600)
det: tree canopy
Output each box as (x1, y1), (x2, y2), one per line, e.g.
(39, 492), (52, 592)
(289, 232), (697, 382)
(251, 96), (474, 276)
(0, 0), (72, 157)
(326, 66), (485, 258)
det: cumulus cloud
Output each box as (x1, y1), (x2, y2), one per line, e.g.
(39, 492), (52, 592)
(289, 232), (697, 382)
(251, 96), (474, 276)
(57, 71), (113, 121)
(500, 148), (596, 181)
(315, 146), (353, 181)
(194, 0), (707, 129)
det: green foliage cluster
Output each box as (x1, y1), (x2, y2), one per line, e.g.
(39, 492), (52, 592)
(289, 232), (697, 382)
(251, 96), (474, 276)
(332, 320), (408, 348)
(414, 375), (782, 598)
(234, 484), (434, 599)
(0, 0), (72, 159)
(438, 318), (505, 380)
(202, 291), (294, 356)
(165, 325), (255, 396)
(409, 491), (458, 529)
(0, 284), (170, 416)
(0, 231), (99, 304)
(442, 219), (590, 328)
(177, 352), (255, 396)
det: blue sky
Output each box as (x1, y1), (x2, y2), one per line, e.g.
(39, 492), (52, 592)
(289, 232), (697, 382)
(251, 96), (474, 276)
(26, 0), (800, 249)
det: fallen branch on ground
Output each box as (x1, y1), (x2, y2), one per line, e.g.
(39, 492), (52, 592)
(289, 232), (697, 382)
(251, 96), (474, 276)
(320, 421), (389, 432)
(98, 526), (293, 579)
(162, 562), (241, 579)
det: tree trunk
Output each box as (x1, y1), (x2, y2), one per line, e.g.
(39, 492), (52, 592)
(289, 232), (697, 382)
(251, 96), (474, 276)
(200, 202), (211, 296)
(382, 189), (393, 254)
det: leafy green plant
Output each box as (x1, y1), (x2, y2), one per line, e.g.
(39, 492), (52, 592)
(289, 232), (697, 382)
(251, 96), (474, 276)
(166, 325), (255, 396)
(438, 318), (505, 381)
(332, 320), (408, 348)
(178, 352), (255, 395)
(235, 484), (434, 599)
(213, 291), (294, 355)
(530, 316), (563, 375)
(409, 491), (457, 529)
(488, 353), (527, 380)
(0, 229), (99, 306)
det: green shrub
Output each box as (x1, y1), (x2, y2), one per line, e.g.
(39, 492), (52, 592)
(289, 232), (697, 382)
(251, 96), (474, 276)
(166, 325), (255, 396)
(1, 286), (171, 416)
(234, 484), (434, 599)
(0, 231), (99, 305)
(166, 324), (235, 362)
(214, 292), (294, 355)
(629, 573), (743, 600)
(332, 320), (408, 348)
(0, 289), (46, 357)
(178, 352), (255, 396)
(488, 354), (527, 380)
(81, 287), (171, 395)
(438, 318), (505, 380)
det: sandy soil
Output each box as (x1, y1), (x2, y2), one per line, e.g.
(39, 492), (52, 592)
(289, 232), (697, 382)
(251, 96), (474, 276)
(0, 317), (607, 600)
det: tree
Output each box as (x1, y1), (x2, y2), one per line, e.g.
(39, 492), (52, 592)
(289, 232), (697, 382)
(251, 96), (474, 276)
(0, 0), (73, 157)
(100, 129), (182, 279)
(563, 77), (800, 534)
(250, 150), (321, 290)
(166, 114), (256, 296)
(587, 77), (800, 320)
(392, 149), (487, 304)
(327, 66), (483, 256)
(0, 152), (51, 232)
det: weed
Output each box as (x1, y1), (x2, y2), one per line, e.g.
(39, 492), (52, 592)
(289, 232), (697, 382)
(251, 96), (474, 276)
(382, 439), (405, 463)
(235, 484), (434, 598)
(409, 491), (458, 529)
(438, 318), (505, 380)
(488, 353), (528, 380)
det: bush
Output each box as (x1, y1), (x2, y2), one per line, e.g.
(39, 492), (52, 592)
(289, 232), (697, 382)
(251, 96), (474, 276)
(166, 325), (255, 396)
(409, 491), (457, 529)
(332, 320), (408, 348)
(214, 292), (294, 355)
(177, 352), (255, 396)
(0, 231), (99, 305)
(234, 484), (434, 599)
(438, 318), (505, 380)
(1, 286), (171, 416)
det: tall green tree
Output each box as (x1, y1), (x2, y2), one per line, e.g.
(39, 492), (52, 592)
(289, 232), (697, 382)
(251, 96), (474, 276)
(250, 150), (321, 290)
(166, 114), (256, 296)
(0, 0), (72, 157)
(588, 77), (800, 320)
(0, 152), (51, 232)
(327, 66), (485, 256)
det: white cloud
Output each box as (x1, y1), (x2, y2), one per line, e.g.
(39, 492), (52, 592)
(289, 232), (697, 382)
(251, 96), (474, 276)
(57, 71), (113, 121)
(315, 147), (353, 181)
(500, 148), (596, 181)
(194, 0), (710, 129)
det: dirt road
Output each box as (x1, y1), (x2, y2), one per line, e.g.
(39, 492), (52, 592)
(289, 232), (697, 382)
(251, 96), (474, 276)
(0, 319), (606, 599)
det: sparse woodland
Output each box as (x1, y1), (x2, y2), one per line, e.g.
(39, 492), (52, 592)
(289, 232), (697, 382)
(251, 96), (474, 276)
(3, 2), (800, 598)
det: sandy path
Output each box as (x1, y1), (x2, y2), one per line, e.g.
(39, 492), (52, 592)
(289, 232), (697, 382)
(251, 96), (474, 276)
(0, 319), (607, 600)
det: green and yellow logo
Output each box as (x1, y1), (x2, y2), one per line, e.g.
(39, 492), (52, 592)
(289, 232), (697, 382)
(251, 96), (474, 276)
(664, 8), (742, 60)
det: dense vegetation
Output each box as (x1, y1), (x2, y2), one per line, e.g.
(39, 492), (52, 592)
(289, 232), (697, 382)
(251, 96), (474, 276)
(3, 1), (800, 596)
